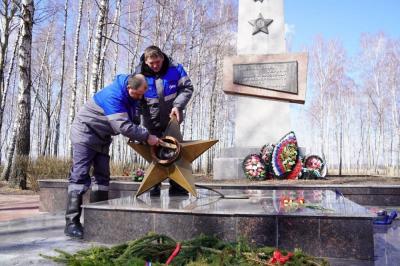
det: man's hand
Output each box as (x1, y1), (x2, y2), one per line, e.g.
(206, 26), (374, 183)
(147, 134), (159, 146)
(170, 107), (180, 122)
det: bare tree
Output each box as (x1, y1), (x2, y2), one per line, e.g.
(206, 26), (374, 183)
(0, 27), (19, 163)
(82, 0), (94, 104)
(7, 0), (34, 188)
(52, 0), (69, 156)
(0, 0), (18, 98)
(98, 0), (121, 87)
(89, 0), (108, 96)
(129, 0), (145, 73)
(67, 0), (83, 156)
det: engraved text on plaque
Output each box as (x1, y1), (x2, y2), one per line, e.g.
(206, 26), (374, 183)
(233, 61), (298, 94)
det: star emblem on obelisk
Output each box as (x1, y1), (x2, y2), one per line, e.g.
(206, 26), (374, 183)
(128, 116), (218, 197)
(249, 13), (273, 35)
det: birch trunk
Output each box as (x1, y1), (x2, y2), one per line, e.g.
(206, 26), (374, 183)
(67, 0), (83, 156)
(53, 0), (68, 157)
(0, 28), (19, 163)
(130, 0), (145, 73)
(0, 0), (18, 98)
(98, 0), (120, 86)
(8, 0), (34, 188)
(83, 1), (93, 103)
(89, 0), (108, 96)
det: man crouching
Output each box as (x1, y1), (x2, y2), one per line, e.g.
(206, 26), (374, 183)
(65, 74), (159, 238)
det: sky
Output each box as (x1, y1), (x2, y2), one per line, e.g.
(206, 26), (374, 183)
(284, 0), (400, 55)
(283, 0), (400, 151)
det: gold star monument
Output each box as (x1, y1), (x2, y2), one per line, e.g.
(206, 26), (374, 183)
(128, 115), (218, 197)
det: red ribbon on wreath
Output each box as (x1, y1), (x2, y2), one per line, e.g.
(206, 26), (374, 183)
(165, 242), (181, 265)
(286, 159), (302, 180)
(268, 250), (293, 265)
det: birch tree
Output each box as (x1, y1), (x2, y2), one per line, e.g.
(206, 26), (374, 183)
(0, 28), (19, 163)
(0, 0), (18, 98)
(67, 0), (83, 155)
(53, 0), (68, 156)
(129, 0), (145, 73)
(89, 0), (108, 96)
(8, 0), (34, 188)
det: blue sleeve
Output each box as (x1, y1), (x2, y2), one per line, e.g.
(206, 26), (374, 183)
(93, 77), (149, 142)
(93, 77), (128, 116)
(176, 64), (188, 78)
(173, 64), (193, 109)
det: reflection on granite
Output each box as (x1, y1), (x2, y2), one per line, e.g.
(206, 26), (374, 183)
(84, 189), (374, 218)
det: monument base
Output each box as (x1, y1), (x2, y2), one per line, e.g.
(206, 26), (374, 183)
(234, 97), (292, 146)
(213, 147), (259, 180)
(83, 189), (374, 261)
(213, 145), (306, 180)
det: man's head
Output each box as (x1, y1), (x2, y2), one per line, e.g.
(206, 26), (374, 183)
(127, 74), (147, 100)
(144, 45), (164, 73)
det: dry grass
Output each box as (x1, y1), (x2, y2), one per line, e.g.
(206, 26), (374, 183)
(25, 157), (142, 191)
(27, 156), (72, 191)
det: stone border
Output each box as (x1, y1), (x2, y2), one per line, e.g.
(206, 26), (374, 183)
(83, 208), (374, 260)
(38, 179), (140, 213)
(38, 179), (400, 213)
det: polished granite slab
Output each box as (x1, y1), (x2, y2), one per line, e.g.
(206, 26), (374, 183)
(39, 179), (400, 213)
(83, 189), (375, 260)
(84, 189), (375, 218)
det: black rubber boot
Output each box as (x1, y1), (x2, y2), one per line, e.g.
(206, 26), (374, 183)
(64, 191), (84, 239)
(149, 184), (161, 197)
(169, 180), (189, 196)
(89, 190), (109, 203)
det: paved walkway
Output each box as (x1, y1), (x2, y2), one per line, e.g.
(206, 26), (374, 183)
(0, 213), (93, 265)
(0, 194), (41, 222)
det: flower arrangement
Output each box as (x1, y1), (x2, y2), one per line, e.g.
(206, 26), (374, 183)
(301, 155), (327, 179)
(271, 131), (299, 178)
(260, 143), (275, 164)
(259, 143), (275, 179)
(132, 168), (145, 182)
(241, 131), (328, 181)
(242, 154), (267, 180)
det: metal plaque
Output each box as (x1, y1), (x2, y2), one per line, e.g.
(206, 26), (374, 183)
(233, 61), (298, 94)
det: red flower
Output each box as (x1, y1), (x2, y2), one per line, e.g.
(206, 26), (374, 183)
(268, 250), (293, 264)
(305, 156), (322, 170)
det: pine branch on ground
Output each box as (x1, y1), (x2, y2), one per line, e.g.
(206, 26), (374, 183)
(40, 233), (329, 266)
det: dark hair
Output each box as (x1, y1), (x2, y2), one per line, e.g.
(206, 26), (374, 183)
(128, 74), (146, 90)
(144, 45), (164, 60)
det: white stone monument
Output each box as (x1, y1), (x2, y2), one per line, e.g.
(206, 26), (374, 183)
(213, 0), (308, 179)
(236, 0), (289, 146)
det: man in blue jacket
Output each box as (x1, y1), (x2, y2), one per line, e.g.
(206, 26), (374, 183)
(136, 46), (194, 196)
(65, 74), (159, 239)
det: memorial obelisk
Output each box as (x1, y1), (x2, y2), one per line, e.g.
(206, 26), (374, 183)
(235, 0), (290, 146)
(214, 0), (307, 179)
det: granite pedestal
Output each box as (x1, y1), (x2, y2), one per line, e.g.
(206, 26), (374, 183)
(83, 189), (375, 261)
